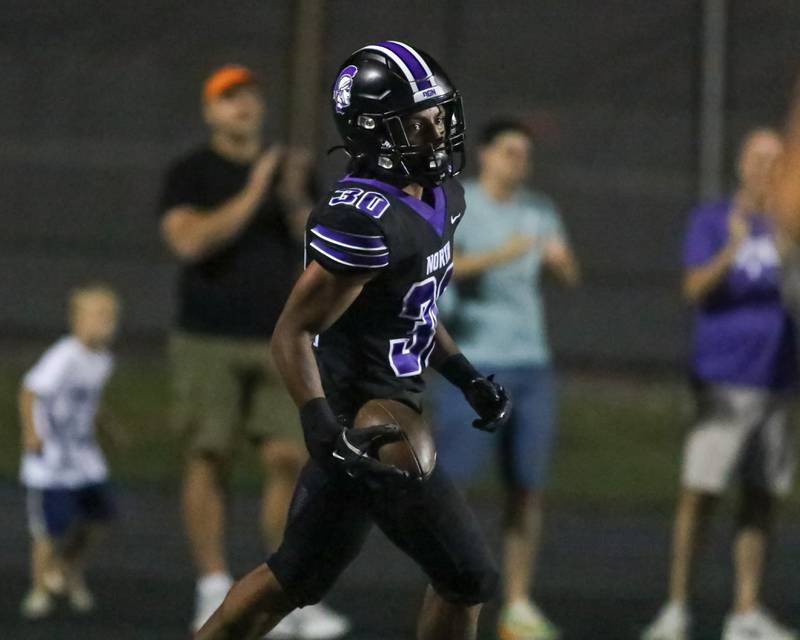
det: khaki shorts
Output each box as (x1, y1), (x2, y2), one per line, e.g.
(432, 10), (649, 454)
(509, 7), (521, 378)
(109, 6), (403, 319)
(169, 332), (302, 458)
(681, 384), (797, 497)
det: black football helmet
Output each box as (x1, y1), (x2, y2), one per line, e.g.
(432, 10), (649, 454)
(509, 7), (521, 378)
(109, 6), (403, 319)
(331, 41), (465, 187)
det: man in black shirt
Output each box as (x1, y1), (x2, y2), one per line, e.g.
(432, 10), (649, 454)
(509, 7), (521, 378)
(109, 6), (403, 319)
(159, 65), (349, 639)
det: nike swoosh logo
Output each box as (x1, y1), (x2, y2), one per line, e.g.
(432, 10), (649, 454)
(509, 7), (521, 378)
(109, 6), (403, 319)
(450, 211), (463, 224)
(332, 452), (345, 461)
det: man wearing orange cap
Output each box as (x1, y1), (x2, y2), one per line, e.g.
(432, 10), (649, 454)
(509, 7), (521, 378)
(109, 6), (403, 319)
(158, 65), (350, 639)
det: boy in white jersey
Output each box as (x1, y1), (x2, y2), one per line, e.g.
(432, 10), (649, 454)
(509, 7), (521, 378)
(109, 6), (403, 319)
(19, 283), (120, 619)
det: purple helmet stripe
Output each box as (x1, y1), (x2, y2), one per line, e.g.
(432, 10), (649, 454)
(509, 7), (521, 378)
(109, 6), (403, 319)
(358, 45), (417, 87)
(310, 239), (390, 269)
(387, 41), (435, 82)
(376, 41), (433, 90)
(310, 224), (388, 252)
(359, 43), (433, 92)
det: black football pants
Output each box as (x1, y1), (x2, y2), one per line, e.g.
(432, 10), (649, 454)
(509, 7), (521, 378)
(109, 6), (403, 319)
(267, 458), (499, 607)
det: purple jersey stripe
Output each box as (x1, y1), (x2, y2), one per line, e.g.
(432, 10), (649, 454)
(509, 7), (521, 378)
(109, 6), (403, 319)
(376, 40), (433, 90)
(310, 224), (387, 252)
(310, 239), (390, 269)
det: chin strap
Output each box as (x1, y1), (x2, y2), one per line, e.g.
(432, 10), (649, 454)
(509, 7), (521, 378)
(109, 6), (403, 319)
(326, 145), (351, 157)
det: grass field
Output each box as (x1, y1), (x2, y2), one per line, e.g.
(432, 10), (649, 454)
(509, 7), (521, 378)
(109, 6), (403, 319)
(2, 338), (799, 514)
(0, 341), (695, 509)
(3, 341), (800, 639)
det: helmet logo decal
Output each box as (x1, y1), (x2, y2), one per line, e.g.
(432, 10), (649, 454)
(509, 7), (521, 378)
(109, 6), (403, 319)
(333, 64), (358, 114)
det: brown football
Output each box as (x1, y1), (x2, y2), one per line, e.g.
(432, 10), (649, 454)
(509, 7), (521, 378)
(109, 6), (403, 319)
(353, 399), (437, 480)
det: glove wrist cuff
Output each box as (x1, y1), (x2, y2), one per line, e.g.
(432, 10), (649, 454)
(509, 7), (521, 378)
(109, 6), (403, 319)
(439, 353), (481, 390)
(299, 397), (340, 439)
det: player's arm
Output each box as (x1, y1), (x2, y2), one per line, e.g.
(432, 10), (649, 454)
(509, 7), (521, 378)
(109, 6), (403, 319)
(161, 147), (283, 262)
(683, 202), (748, 304)
(271, 262), (406, 479)
(430, 322), (511, 432)
(272, 261), (371, 406)
(18, 386), (42, 453)
(453, 235), (536, 281)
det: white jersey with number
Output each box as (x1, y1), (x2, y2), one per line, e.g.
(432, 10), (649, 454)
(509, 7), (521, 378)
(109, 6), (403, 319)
(20, 336), (113, 489)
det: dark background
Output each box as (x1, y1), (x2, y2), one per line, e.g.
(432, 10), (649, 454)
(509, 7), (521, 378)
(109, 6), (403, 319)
(3, 4), (800, 639)
(3, 1), (799, 367)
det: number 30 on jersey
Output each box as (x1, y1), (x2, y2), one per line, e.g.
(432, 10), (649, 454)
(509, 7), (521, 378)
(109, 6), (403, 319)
(389, 264), (453, 377)
(328, 188), (390, 219)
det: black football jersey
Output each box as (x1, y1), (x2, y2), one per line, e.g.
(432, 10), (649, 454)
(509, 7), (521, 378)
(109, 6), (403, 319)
(305, 174), (466, 415)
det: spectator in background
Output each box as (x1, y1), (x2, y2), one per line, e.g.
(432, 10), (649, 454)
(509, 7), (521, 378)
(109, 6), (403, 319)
(643, 129), (798, 640)
(19, 284), (120, 619)
(158, 65), (348, 639)
(433, 120), (579, 640)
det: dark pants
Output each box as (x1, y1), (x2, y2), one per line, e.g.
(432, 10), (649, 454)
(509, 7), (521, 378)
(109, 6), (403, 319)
(267, 459), (499, 607)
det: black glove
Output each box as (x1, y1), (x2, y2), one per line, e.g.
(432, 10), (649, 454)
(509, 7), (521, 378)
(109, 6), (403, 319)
(300, 398), (410, 484)
(439, 354), (512, 432)
(331, 424), (410, 487)
(463, 374), (511, 432)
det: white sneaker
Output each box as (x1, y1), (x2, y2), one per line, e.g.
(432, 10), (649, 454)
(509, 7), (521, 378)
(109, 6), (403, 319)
(264, 609), (302, 639)
(499, 600), (560, 640)
(68, 581), (95, 613)
(20, 589), (55, 620)
(723, 608), (798, 640)
(296, 602), (351, 640)
(641, 602), (690, 640)
(192, 573), (233, 632)
(264, 609), (301, 640)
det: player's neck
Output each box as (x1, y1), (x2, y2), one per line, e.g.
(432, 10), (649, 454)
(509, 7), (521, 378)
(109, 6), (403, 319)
(402, 183), (425, 200)
(480, 174), (519, 202)
(210, 131), (261, 163)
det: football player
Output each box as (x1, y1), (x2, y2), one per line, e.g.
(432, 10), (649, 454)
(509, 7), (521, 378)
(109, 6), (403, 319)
(196, 41), (510, 640)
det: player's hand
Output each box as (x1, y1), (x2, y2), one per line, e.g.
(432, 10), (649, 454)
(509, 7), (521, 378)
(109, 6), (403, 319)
(331, 425), (410, 487)
(463, 375), (512, 432)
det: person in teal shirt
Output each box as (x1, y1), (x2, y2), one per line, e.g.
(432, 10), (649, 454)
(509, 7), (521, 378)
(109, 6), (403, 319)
(433, 120), (579, 640)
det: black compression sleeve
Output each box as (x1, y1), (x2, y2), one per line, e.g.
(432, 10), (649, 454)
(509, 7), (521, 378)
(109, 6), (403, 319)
(438, 353), (481, 390)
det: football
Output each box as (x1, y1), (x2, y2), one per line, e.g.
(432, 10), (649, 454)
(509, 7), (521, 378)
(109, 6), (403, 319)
(353, 399), (437, 480)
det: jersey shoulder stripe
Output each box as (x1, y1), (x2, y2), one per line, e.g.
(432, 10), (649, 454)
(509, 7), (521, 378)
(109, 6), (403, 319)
(310, 224), (388, 252)
(309, 238), (389, 269)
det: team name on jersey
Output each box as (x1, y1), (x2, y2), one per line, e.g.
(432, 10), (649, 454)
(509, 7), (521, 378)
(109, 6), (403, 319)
(426, 241), (452, 275)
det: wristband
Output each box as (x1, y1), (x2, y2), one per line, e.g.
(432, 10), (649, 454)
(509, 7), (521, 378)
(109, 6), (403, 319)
(299, 397), (339, 434)
(438, 353), (481, 390)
